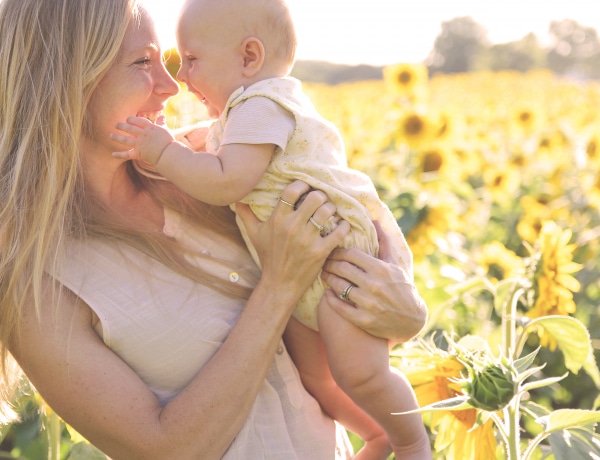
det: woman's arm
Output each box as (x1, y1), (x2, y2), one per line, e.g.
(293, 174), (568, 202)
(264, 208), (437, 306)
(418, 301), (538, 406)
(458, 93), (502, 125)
(321, 221), (428, 343)
(10, 181), (349, 460)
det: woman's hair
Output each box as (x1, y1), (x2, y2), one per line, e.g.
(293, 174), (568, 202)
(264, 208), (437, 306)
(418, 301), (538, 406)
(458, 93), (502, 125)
(0, 0), (250, 423)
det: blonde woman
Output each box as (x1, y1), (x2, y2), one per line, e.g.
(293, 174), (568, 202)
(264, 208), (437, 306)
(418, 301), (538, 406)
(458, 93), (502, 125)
(0, 0), (428, 458)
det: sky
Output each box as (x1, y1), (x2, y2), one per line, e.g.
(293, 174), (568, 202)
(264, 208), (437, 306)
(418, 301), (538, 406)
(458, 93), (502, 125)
(143, 0), (600, 66)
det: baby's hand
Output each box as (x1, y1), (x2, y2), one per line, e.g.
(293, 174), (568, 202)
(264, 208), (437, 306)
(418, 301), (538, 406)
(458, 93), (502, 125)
(110, 116), (174, 165)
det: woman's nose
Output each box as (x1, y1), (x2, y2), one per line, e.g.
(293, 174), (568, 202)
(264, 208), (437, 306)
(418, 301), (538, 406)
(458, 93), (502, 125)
(156, 63), (180, 97)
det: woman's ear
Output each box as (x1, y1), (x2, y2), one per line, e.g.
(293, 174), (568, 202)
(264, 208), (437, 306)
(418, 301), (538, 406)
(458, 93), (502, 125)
(241, 37), (265, 77)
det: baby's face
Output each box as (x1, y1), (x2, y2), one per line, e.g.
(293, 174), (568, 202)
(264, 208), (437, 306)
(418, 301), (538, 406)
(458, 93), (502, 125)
(175, 2), (247, 118)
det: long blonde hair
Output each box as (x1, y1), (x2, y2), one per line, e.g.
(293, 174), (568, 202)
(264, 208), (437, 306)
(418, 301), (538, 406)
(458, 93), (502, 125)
(0, 0), (250, 423)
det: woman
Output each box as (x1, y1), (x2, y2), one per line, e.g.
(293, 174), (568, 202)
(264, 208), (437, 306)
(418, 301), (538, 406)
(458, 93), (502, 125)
(0, 0), (428, 458)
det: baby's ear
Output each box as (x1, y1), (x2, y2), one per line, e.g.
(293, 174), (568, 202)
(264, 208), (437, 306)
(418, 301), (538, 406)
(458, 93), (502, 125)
(241, 37), (265, 76)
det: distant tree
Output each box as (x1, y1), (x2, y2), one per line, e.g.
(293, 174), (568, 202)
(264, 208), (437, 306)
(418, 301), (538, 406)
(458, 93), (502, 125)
(547, 19), (600, 78)
(481, 33), (547, 72)
(426, 16), (490, 74)
(290, 60), (382, 85)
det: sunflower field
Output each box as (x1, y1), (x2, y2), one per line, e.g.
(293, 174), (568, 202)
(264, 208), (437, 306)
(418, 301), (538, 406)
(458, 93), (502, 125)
(2, 65), (600, 459)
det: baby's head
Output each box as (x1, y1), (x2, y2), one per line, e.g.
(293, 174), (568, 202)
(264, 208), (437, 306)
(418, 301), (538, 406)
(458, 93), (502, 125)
(176, 0), (296, 117)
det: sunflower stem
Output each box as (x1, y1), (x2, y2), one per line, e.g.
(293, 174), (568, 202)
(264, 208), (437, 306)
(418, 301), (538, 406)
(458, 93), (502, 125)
(46, 411), (62, 460)
(489, 411), (510, 447)
(506, 399), (521, 460)
(501, 286), (524, 459)
(502, 287), (524, 359)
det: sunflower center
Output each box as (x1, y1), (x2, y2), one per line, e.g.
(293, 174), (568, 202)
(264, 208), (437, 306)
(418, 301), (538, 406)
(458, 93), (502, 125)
(422, 151), (443, 172)
(397, 71), (413, 85)
(404, 116), (424, 136)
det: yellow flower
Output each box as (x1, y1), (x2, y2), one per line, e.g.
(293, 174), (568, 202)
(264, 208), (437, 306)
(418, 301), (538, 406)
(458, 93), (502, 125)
(394, 111), (434, 149)
(383, 63), (429, 96)
(406, 201), (458, 260)
(477, 241), (524, 282)
(586, 133), (600, 168)
(482, 164), (521, 204)
(400, 349), (497, 460)
(516, 195), (551, 243)
(527, 221), (582, 349)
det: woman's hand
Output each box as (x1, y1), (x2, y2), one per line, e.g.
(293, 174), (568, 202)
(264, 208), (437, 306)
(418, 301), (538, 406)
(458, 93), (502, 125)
(321, 221), (428, 343)
(236, 181), (350, 309)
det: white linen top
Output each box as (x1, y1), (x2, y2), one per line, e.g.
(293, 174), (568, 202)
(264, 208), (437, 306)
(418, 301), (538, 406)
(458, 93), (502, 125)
(51, 207), (352, 459)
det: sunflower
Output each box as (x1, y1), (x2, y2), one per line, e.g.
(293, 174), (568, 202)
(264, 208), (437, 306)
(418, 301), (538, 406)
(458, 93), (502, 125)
(586, 133), (600, 168)
(383, 63), (429, 98)
(482, 163), (521, 204)
(516, 195), (551, 243)
(398, 348), (497, 460)
(477, 241), (525, 282)
(394, 111), (435, 150)
(527, 221), (582, 349)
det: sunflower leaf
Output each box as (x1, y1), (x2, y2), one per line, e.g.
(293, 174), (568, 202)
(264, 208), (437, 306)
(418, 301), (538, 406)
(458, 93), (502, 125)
(392, 395), (472, 415)
(520, 373), (568, 392)
(536, 409), (600, 433)
(547, 427), (600, 460)
(524, 316), (591, 374)
(515, 364), (546, 384)
(513, 347), (541, 373)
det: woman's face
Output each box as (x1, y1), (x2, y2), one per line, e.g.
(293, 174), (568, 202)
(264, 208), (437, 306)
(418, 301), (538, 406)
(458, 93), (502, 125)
(84, 7), (179, 156)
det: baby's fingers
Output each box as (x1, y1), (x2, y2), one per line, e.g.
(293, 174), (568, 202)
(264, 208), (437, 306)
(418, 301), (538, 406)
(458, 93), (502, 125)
(112, 149), (139, 160)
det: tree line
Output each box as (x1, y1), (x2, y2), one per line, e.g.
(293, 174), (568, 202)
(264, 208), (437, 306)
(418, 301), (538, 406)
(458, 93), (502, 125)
(290, 17), (600, 84)
(427, 17), (600, 79)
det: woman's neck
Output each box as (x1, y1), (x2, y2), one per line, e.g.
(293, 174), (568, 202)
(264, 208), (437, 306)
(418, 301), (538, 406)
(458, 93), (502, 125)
(83, 157), (164, 231)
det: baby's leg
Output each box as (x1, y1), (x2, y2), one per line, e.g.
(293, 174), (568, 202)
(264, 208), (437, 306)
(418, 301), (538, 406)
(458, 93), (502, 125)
(318, 296), (432, 459)
(284, 318), (392, 459)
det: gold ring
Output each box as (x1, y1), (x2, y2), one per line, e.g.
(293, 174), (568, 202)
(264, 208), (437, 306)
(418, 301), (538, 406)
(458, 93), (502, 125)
(339, 284), (354, 301)
(309, 216), (325, 233)
(279, 197), (295, 208)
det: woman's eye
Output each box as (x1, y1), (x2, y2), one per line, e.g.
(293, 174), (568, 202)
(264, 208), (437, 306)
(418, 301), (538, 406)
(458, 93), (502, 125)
(136, 58), (151, 66)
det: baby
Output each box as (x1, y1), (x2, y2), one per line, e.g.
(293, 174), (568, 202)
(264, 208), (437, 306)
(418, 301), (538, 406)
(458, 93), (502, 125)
(112, 0), (430, 457)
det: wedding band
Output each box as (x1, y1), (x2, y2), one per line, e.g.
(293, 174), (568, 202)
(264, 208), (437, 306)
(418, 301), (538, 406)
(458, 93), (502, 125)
(279, 197), (296, 208)
(339, 284), (354, 301)
(309, 216), (325, 233)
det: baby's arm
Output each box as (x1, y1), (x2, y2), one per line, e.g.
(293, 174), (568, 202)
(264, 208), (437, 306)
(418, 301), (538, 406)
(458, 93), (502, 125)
(284, 317), (392, 460)
(111, 117), (273, 206)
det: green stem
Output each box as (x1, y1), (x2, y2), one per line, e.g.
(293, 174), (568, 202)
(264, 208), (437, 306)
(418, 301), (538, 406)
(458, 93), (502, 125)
(501, 286), (525, 459)
(46, 411), (62, 460)
(506, 400), (521, 460)
(502, 287), (524, 359)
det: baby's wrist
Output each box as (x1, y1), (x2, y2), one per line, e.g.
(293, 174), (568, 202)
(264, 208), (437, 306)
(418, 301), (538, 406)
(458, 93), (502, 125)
(153, 140), (180, 167)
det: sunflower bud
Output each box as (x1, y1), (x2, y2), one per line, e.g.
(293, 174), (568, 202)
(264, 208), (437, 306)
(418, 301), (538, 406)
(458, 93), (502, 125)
(466, 364), (516, 411)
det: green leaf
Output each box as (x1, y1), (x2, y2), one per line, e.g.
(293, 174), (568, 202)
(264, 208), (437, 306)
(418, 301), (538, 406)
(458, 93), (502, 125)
(516, 364), (547, 384)
(547, 427), (600, 460)
(520, 373), (568, 392)
(583, 347), (600, 388)
(392, 395), (472, 415)
(537, 409), (600, 433)
(68, 442), (107, 460)
(514, 348), (541, 374)
(525, 316), (591, 374)
(521, 400), (551, 419)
